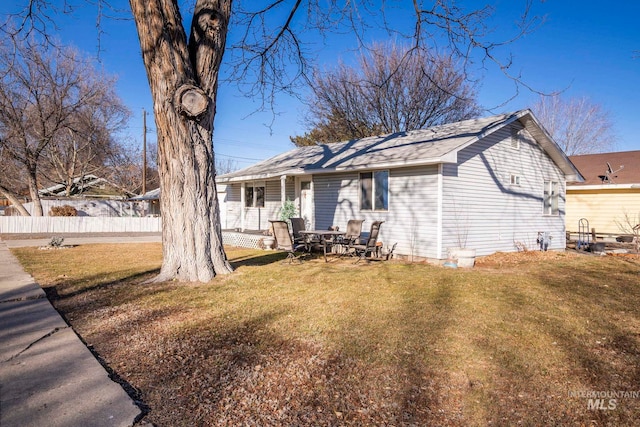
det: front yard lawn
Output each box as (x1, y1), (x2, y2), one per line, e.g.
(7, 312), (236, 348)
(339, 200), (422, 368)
(13, 245), (640, 426)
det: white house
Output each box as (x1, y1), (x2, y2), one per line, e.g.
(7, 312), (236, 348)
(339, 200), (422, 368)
(217, 110), (583, 261)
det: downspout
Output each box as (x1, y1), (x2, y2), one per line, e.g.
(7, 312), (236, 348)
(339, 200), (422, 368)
(437, 164), (443, 259)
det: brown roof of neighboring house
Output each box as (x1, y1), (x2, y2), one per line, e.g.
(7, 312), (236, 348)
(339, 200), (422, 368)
(569, 151), (640, 186)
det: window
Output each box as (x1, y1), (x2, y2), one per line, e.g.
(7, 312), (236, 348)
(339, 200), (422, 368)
(543, 181), (559, 215)
(510, 128), (521, 150)
(360, 170), (388, 211)
(510, 174), (521, 186)
(245, 183), (265, 208)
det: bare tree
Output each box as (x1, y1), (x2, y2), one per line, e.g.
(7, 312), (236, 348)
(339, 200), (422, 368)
(292, 43), (481, 146)
(0, 39), (127, 215)
(42, 82), (130, 197)
(105, 141), (160, 195)
(0, 146), (31, 215)
(215, 157), (239, 175)
(5, 1), (541, 281)
(532, 95), (616, 155)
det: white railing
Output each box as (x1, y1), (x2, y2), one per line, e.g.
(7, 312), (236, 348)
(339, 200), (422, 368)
(0, 216), (162, 234)
(221, 230), (263, 249)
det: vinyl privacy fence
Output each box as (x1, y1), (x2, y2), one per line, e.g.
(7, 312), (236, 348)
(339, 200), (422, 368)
(0, 217), (162, 234)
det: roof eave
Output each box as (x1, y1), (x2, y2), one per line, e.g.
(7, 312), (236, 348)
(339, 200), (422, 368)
(518, 111), (585, 182)
(216, 154), (458, 183)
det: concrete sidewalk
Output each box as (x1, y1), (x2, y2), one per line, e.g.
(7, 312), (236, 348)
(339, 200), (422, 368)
(0, 239), (143, 426)
(1, 233), (161, 248)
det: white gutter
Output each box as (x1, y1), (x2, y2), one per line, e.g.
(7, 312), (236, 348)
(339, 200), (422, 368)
(567, 183), (640, 191)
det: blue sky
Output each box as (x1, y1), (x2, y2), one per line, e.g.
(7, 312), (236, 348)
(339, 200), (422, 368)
(2, 1), (639, 169)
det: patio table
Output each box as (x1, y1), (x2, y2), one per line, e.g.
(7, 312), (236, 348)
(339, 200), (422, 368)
(298, 230), (346, 262)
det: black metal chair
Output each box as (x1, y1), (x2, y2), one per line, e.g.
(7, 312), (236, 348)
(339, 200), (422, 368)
(269, 220), (307, 263)
(335, 219), (364, 256)
(343, 219), (364, 245)
(290, 217), (306, 244)
(348, 221), (384, 263)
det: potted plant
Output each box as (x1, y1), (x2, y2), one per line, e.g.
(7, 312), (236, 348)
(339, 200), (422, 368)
(260, 223), (276, 250)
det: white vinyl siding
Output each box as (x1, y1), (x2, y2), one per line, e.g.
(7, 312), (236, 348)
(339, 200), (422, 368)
(226, 180), (282, 231)
(386, 166), (439, 259)
(313, 173), (360, 229)
(224, 183), (242, 230)
(441, 123), (566, 256)
(313, 166), (439, 259)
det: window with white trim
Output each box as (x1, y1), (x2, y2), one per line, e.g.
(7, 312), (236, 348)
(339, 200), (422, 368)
(360, 170), (389, 211)
(245, 182), (265, 208)
(510, 174), (521, 186)
(543, 180), (559, 215)
(510, 128), (521, 150)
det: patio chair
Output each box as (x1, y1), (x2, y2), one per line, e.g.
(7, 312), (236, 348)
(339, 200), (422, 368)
(348, 221), (384, 263)
(343, 219), (364, 245)
(290, 217), (306, 243)
(335, 219), (364, 256)
(269, 220), (307, 263)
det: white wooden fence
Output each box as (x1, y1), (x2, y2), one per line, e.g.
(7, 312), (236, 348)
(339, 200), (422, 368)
(0, 216), (162, 234)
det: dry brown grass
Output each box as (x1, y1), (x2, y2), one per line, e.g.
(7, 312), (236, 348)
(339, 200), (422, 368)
(12, 245), (640, 426)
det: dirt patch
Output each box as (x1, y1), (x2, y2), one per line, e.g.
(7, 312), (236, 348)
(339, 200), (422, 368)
(475, 250), (579, 268)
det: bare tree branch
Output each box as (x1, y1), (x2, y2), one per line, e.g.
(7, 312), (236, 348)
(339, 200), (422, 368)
(533, 94), (616, 155)
(291, 42), (481, 146)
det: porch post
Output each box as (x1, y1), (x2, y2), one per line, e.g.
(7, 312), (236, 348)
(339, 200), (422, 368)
(436, 164), (443, 259)
(240, 183), (246, 231)
(280, 175), (287, 206)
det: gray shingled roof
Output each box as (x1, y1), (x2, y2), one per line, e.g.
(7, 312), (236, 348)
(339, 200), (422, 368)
(218, 110), (583, 183)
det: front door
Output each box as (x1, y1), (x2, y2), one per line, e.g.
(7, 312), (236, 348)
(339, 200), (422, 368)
(299, 180), (313, 228)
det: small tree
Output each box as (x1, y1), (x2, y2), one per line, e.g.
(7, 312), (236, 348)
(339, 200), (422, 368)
(278, 199), (298, 225)
(615, 211), (640, 236)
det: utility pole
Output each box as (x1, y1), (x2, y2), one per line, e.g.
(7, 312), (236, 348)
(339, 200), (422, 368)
(142, 108), (147, 195)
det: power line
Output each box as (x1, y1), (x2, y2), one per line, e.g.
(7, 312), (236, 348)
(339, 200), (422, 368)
(215, 153), (266, 162)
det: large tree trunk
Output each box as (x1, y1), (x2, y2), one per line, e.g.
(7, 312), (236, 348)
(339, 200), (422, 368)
(130, 0), (233, 282)
(27, 172), (44, 216)
(0, 185), (31, 216)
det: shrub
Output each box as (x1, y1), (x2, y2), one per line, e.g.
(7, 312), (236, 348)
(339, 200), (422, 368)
(278, 199), (298, 224)
(3, 206), (19, 216)
(48, 236), (65, 247)
(49, 205), (78, 217)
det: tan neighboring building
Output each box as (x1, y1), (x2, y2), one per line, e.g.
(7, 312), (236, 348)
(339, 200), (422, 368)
(567, 151), (640, 236)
